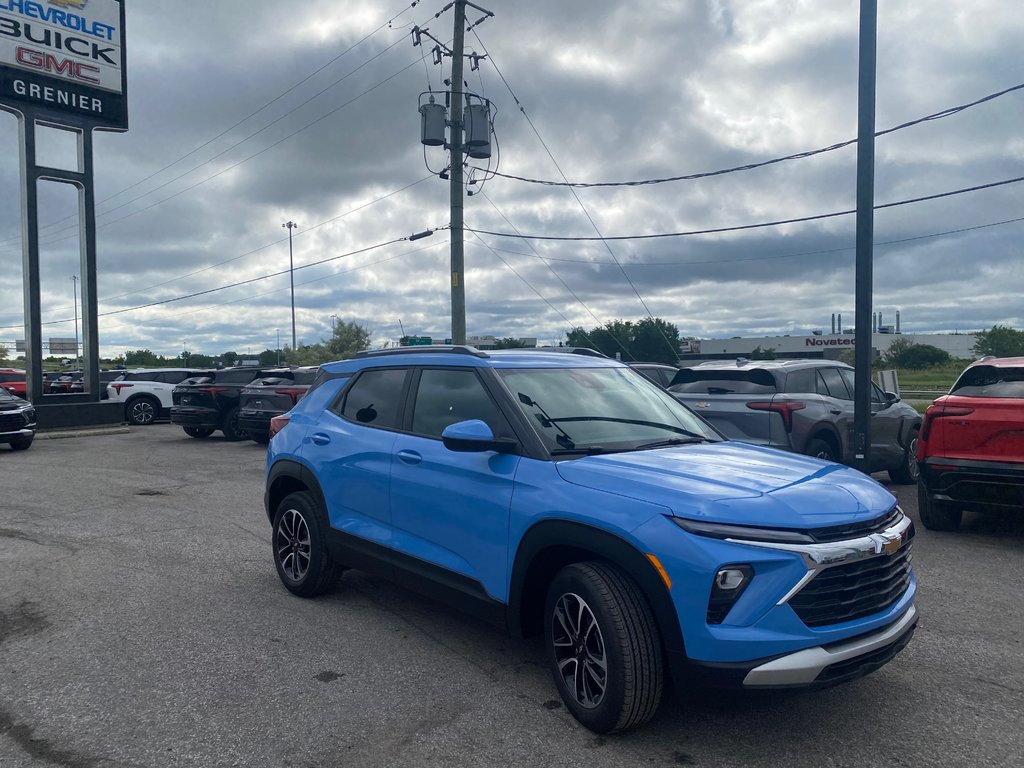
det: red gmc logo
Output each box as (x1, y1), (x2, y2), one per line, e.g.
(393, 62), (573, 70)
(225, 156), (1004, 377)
(16, 46), (100, 84)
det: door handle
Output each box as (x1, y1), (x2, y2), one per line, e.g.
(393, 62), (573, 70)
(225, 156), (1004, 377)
(829, 409), (842, 415)
(310, 432), (331, 446)
(397, 449), (422, 464)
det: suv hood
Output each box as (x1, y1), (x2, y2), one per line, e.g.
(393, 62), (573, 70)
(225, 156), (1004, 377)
(555, 442), (894, 529)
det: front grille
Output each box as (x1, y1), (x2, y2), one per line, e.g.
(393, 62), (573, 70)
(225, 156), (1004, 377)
(815, 620), (916, 685)
(0, 411), (26, 430)
(804, 507), (902, 543)
(789, 540), (913, 627)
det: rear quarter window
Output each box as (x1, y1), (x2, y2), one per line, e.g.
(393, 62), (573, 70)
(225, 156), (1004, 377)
(950, 365), (1024, 398)
(669, 369), (777, 395)
(337, 368), (408, 429)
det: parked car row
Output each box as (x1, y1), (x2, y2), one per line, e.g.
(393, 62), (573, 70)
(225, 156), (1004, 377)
(0, 368), (125, 398)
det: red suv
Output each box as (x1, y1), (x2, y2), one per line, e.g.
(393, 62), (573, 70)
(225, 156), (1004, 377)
(0, 369), (27, 397)
(917, 357), (1024, 530)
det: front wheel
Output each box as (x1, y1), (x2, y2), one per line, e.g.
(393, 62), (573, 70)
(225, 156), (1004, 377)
(917, 480), (962, 531)
(272, 491), (342, 597)
(888, 432), (920, 485)
(544, 562), (663, 733)
(9, 436), (33, 451)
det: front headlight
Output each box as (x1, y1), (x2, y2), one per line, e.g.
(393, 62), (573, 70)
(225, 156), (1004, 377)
(670, 516), (815, 544)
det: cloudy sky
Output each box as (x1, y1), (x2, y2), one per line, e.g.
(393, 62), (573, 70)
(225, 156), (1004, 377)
(0, 0), (1022, 360)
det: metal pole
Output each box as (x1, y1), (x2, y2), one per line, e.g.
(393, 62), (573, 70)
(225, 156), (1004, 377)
(71, 275), (79, 367)
(283, 221), (298, 349)
(853, 0), (877, 473)
(449, 0), (467, 345)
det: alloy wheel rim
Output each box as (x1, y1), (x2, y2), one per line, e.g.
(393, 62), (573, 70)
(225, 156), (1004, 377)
(276, 508), (311, 582)
(133, 402), (154, 424)
(908, 437), (920, 480)
(551, 592), (607, 709)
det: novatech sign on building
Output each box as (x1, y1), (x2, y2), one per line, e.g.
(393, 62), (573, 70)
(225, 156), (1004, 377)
(0, 0), (126, 129)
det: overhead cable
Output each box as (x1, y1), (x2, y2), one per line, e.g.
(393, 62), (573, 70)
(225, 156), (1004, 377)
(466, 176), (1024, 242)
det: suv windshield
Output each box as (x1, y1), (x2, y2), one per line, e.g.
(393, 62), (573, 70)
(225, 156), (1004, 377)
(496, 366), (719, 454)
(950, 365), (1024, 398)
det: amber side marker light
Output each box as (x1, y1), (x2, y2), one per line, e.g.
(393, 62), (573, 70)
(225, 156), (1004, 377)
(646, 553), (672, 590)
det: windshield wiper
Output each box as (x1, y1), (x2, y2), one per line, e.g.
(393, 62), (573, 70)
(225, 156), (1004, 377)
(549, 446), (608, 456)
(632, 437), (707, 451)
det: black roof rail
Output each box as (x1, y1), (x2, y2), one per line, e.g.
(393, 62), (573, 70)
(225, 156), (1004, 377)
(355, 345), (490, 359)
(528, 346), (608, 358)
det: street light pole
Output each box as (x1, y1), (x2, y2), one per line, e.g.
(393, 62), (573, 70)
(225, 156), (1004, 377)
(71, 275), (79, 367)
(282, 221), (298, 350)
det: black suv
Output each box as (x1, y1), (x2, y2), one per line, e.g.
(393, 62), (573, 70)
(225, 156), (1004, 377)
(171, 368), (281, 441)
(238, 366), (319, 444)
(0, 389), (36, 451)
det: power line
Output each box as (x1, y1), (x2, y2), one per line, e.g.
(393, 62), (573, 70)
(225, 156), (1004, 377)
(467, 176), (1024, 242)
(468, 27), (676, 359)
(0, 230), (444, 330)
(479, 215), (1024, 266)
(474, 82), (1024, 188)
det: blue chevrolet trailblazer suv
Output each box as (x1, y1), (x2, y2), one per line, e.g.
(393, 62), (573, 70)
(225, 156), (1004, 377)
(265, 347), (917, 733)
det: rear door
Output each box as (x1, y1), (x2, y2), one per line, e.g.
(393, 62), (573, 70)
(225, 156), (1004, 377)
(308, 367), (410, 549)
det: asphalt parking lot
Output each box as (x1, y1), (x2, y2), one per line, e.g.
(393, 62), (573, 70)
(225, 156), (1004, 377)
(2, 425), (1022, 768)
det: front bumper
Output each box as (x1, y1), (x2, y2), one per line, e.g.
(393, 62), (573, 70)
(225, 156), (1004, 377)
(920, 457), (1024, 511)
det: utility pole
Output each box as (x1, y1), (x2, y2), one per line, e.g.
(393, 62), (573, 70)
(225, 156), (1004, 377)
(853, 0), (877, 473)
(449, 0), (467, 346)
(71, 275), (79, 368)
(282, 221), (298, 350)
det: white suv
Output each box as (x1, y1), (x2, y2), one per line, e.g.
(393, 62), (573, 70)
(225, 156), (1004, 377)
(107, 368), (207, 425)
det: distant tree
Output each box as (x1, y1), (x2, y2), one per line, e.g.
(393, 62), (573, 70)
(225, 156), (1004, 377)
(883, 339), (950, 368)
(748, 345), (777, 360)
(972, 325), (1024, 358)
(325, 320), (371, 360)
(493, 337), (532, 349)
(258, 349), (282, 366)
(565, 318), (682, 364)
(221, 351), (240, 367)
(284, 343), (329, 366)
(125, 349), (164, 367)
(0, 343), (8, 362)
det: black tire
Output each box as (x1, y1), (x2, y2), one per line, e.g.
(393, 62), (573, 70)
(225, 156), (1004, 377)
(804, 437), (837, 463)
(543, 561), (663, 734)
(127, 396), (160, 426)
(183, 426), (215, 438)
(221, 407), (247, 442)
(917, 480), (962, 531)
(9, 436), (33, 451)
(250, 431), (270, 445)
(272, 491), (342, 597)
(888, 431), (920, 485)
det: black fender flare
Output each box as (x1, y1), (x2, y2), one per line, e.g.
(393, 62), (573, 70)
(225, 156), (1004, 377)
(507, 519), (688, 681)
(265, 459), (328, 527)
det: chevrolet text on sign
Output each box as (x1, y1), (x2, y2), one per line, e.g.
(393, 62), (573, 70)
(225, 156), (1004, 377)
(0, 0), (126, 129)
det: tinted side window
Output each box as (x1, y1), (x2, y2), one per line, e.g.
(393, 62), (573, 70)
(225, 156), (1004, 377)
(817, 368), (851, 400)
(340, 369), (407, 429)
(411, 369), (508, 438)
(784, 369), (816, 394)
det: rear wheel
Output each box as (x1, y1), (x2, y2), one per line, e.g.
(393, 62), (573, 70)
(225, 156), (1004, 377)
(544, 561), (663, 733)
(221, 407), (247, 442)
(888, 432), (920, 485)
(183, 426), (215, 438)
(917, 480), (962, 531)
(804, 437), (837, 463)
(127, 396), (159, 425)
(272, 491), (342, 597)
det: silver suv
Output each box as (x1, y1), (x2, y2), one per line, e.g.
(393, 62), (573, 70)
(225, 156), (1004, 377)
(668, 359), (921, 483)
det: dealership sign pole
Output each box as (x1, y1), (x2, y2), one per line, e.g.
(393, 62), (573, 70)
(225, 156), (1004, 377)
(0, 0), (127, 422)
